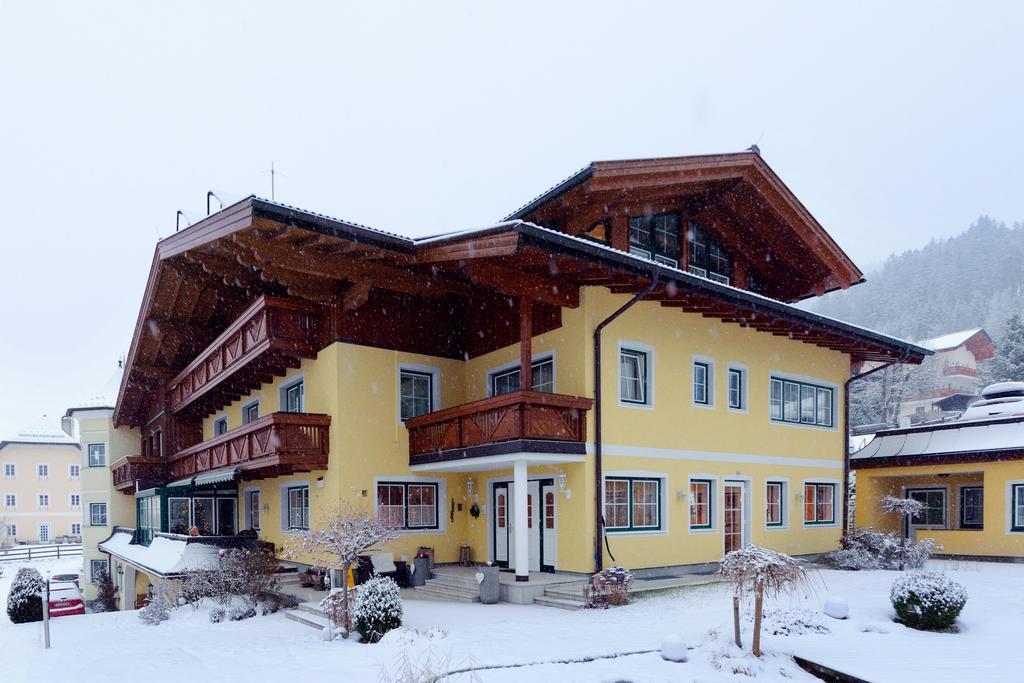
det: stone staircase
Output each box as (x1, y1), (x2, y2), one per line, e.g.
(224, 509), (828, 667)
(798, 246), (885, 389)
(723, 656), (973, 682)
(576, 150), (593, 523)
(284, 601), (330, 631)
(532, 582), (589, 610)
(413, 571), (482, 603)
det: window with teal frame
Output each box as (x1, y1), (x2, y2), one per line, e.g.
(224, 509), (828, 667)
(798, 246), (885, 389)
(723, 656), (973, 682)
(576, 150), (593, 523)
(1012, 484), (1024, 532)
(604, 477), (662, 532)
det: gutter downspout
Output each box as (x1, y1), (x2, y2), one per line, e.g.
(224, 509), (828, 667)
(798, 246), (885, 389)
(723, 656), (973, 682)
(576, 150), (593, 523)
(593, 269), (660, 572)
(842, 350), (913, 533)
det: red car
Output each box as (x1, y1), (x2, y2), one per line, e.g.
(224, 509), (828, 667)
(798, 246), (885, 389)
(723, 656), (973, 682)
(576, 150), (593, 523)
(48, 580), (85, 617)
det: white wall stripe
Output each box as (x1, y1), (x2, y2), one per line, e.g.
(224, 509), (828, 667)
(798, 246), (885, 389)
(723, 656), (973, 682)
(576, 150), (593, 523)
(586, 442), (843, 470)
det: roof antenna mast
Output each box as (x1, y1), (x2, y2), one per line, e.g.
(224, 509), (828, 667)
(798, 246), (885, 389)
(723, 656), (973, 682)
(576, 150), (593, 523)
(263, 161), (278, 200)
(746, 129), (766, 156)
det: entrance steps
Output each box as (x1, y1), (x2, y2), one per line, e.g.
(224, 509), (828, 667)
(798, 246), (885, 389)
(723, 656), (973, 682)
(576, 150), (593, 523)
(413, 571), (481, 603)
(284, 601), (329, 631)
(533, 582), (589, 610)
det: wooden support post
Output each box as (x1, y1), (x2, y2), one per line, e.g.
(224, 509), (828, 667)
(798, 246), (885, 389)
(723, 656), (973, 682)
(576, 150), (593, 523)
(519, 297), (533, 392)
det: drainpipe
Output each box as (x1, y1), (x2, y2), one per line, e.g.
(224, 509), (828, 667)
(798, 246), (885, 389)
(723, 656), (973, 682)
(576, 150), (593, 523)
(593, 268), (660, 572)
(842, 350), (912, 533)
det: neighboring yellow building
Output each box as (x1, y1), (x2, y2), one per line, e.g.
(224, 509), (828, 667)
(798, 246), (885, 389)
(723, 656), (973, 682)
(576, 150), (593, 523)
(62, 366), (140, 603)
(89, 153), (927, 603)
(852, 413), (1024, 559)
(0, 418), (82, 546)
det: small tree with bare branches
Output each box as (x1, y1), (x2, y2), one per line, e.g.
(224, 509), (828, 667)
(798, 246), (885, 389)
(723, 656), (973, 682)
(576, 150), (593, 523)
(286, 502), (399, 637)
(882, 495), (925, 570)
(718, 546), (809, 657)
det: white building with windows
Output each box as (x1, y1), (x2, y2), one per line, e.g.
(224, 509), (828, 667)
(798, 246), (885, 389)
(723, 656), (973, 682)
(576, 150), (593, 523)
(0, 417), (81, 547)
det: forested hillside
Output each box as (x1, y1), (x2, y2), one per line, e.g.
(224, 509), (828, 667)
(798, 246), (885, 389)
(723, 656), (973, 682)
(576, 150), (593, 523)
(806, 216), (1024, 342)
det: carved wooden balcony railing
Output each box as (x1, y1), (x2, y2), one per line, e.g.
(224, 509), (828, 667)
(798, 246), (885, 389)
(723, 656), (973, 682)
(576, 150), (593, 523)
(167, 412), (331, 481)
(166, 296), (324, 417)
(111, 455), (170, 493)
(943, 364), (979, 378)
(405, 390), (593, 465)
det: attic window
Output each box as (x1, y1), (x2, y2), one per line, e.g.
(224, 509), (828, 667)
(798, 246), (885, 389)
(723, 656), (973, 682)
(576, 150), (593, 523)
(629, 214), (679, 267)
(686, 223), (732, 284)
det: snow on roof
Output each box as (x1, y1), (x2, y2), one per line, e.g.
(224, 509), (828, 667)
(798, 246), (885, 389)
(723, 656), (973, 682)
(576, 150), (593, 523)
(66, 364), (125, 413)
(918, 328), (984, 352)
(851, 415), (1024, 463)
(1, 415), (76, 445)
(98, 528), (223, 577)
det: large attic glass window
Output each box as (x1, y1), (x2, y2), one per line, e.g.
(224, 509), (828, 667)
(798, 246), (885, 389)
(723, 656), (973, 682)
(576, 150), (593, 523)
(628, 213), (680, 267)
(686, 223), (732, 285)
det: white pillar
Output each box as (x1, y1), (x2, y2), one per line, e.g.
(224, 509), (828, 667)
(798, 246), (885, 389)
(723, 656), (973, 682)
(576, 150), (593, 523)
(513, 459), (529, 582)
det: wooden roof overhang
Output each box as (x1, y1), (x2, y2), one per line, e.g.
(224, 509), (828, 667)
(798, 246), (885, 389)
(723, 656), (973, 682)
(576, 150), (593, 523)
(114, 200), (577, 427)
(504, 153), (864, 303)
(417, 221), (930, 367)
(116, 196), (927, 428)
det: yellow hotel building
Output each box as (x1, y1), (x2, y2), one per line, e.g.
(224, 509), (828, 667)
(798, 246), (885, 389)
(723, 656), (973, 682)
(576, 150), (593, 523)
(75, 153), (929, 606)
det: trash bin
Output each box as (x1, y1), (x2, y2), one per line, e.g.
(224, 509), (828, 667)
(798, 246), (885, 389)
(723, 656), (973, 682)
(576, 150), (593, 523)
(479, 565), (500, 604)
(411, 556), (431, 587)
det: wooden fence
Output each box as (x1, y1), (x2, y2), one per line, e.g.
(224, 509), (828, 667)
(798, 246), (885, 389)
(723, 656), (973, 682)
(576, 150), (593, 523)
(0, 543), (83, 563)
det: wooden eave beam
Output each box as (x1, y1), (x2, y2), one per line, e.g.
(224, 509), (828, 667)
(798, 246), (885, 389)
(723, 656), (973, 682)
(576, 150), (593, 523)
(461, 261), (580, 308)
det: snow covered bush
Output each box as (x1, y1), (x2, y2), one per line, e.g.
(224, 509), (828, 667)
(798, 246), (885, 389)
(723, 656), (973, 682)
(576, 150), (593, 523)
(138, 598), (170, 625)
(209, 606), (226, 623)
(890, 572), (967, 630)
(220, 546), (279, 612)
(354, 575), (403, 643)
(228, 605), (256, 621)
(584, 566), (634, 608)
(6, 567), (45, 623)
(824, 526), (937, 570)
(93, 568), (118, 612)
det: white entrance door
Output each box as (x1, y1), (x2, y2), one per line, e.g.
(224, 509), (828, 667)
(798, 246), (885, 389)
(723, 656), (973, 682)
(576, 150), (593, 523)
(723, 481), (747, 555)
(493, 480), (545, 571)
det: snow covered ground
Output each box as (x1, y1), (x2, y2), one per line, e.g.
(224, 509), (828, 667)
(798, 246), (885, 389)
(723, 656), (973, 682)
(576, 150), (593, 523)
(2, 557), (1020, 682)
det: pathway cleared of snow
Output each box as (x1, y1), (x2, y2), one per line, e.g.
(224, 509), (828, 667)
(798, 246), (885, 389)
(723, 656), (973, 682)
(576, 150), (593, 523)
(1, 557), (1019, 682)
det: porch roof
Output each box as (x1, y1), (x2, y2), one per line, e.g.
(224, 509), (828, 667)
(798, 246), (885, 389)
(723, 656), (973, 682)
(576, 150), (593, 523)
(98, 527), (222, 578)
(850, 414), (1024, 469)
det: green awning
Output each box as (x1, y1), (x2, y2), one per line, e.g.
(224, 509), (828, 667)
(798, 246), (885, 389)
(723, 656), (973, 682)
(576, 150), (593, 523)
(167, 467), (239, 488)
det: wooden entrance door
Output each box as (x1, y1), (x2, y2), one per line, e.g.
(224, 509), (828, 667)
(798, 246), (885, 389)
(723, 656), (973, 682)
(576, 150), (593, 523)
(723, 481), (746, 554)
(493, 484), (509, 566)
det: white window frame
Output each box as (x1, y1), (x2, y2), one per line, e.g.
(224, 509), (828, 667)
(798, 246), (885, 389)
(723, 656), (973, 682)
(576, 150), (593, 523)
(691, 355), (715, 408)
(485, 353), (557, 398)
(89, 502), (108, 527)
(244, 488), (261, 531)
(617, 341), (654, 409)
(3, 463), (14, 477)
(687, 474), (720, 533)
(6, 523), (16, 537)
(280, 375), (305, 413)
(398, 363), (441, 423)
(37, 463), (49, 478)
(87, 443), (107, 467)
(241, 399), (260, 425)
(902, 486), (949, 530)
(727, 364), (748, 413)
(89, 559), (108, 584)
(213, 415), (229, 436)
(279, 480), (311, 533)
(3, 493), (16, 507)
(38, 493), (50, 508)
(71, 523), (81, 535)
(70, 493), (81, 507)
(38, 524), (50, 543)
(69, 463), (80, 478)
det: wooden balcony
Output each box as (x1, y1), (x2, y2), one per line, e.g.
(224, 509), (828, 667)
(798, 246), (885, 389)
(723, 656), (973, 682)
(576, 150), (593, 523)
(111, 412), (330, 493)
(405, 390), (593, 466)
(166, 296), (324, 417)
(168, 412), (331, 481)
(943, 364), (979, 378)
(111, 455), (169, 493)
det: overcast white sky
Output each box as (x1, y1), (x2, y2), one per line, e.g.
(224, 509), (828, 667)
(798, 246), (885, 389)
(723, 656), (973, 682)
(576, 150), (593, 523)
(1, 1), (1022, 438)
